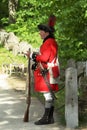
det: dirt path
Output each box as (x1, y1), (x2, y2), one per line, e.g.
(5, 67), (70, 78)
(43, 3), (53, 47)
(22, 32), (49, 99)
(0, 74), (26, 90)
(0, 73), (87, 130)
(0, 73), (64, 130)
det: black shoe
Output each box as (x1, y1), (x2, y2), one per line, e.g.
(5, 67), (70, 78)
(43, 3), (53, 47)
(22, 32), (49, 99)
(34, 107), (54, 125)
(34, 117), (54, 125)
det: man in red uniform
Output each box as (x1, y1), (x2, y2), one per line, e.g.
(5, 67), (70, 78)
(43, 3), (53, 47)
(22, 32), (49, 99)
(30, 15), (60, 125)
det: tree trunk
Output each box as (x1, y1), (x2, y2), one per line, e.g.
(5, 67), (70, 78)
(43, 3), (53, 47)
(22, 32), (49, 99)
(8, 0), (18, 24)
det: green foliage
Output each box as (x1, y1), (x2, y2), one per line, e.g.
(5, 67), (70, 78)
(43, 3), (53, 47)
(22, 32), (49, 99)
(0, 1), (87, 126)
(56, 0), (87, 61)
(0, 0), (8, 26)
(0, 0), (87, 60)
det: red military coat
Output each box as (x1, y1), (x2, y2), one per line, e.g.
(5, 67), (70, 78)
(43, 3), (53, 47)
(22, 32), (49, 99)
(33, 36), (59, 92)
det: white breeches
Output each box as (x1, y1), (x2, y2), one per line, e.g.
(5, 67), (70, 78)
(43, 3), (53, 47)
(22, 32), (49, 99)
(43, 92), (54, 108)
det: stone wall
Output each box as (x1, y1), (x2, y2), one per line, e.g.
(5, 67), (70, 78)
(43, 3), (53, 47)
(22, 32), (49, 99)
(0, 29), (33, 55)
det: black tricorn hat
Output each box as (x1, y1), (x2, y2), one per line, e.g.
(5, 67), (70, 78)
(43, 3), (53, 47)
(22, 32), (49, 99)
(38, 15), (56, 33)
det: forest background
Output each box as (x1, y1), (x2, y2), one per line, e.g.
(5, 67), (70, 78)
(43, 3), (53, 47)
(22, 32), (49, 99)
(0, 0), (87, 128)
(0, 0), (87, 63)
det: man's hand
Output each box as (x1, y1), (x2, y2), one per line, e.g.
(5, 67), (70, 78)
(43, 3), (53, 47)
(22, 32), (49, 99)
(23, 51), (30, 58)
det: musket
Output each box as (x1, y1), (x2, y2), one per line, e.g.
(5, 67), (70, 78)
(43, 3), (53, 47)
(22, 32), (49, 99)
(23, 48), (31, 122)
(42, 69), (57, 100)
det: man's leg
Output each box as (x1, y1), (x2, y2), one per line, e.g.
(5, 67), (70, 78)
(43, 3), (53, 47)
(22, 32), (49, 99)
(34, 92), (54, 125)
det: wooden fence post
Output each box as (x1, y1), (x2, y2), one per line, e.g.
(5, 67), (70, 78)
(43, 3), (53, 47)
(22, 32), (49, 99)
(65, 67), (78, 128)
(86, 61), (87, 76)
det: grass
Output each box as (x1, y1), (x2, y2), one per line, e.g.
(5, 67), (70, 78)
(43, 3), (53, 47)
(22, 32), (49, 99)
(0, 45), (28, 72)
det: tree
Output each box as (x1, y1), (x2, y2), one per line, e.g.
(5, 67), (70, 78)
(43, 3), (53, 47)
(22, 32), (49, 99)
(0, 0), (87, 60)
(0, 0), (8, 27)
(55, 0), (87, 61)
(8, 0), (18, 23)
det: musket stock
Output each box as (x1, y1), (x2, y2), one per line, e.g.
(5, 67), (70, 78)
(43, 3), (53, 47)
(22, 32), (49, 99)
(23, 48), (31, 122)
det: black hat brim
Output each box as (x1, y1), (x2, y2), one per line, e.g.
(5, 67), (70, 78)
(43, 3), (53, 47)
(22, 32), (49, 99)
(38, 24), (52, 32)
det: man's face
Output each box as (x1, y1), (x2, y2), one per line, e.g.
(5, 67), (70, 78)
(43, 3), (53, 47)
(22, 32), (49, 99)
(39, 30), (49, 39)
